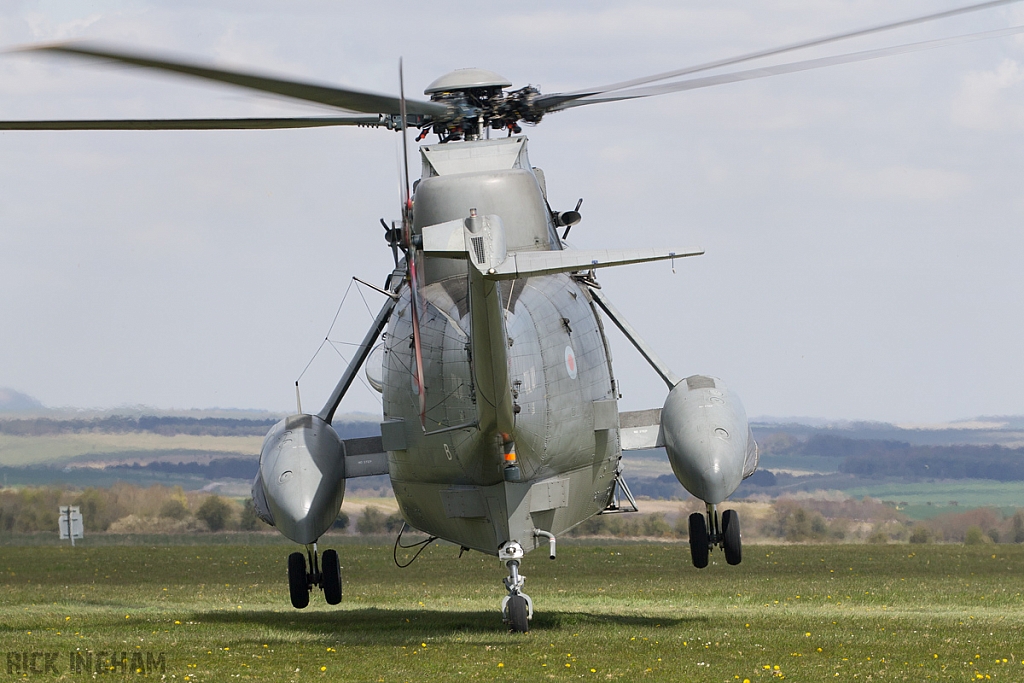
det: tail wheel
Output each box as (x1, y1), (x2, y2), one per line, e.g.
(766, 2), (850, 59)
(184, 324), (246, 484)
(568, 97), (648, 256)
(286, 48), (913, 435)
(506, 594), (530, 633)
(722, 509), (742, 566)
(321, 549), (342, 605)
(688, 512), (709, 569)
(287, 551), (310, 609)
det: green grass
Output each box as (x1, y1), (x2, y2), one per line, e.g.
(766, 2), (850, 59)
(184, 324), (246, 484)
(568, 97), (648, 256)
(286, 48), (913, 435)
(1, 541), (1022, 681)
(0, 433), (262, 466)
(842, 480), (1024, 515)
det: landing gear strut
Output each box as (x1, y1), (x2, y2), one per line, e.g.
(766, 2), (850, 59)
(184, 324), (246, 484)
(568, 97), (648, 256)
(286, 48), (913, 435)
(499, 542), (533, 633)
(287, 542), (343, 609)
(688, 504), (742, 568)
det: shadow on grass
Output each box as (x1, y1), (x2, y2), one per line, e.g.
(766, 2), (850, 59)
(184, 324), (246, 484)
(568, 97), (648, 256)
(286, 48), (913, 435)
(194, 607), (703, 642)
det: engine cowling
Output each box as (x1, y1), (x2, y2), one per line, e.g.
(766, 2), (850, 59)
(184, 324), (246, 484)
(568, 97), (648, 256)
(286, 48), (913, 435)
(661, 375), (758, 504)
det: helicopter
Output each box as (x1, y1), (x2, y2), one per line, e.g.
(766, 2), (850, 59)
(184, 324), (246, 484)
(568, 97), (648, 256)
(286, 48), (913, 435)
(3, 0), (1021, 632)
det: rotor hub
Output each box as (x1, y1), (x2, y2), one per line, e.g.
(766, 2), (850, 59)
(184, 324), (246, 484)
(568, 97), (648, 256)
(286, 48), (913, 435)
(421, 69), (540, 142)
(424, 68), (511, 96)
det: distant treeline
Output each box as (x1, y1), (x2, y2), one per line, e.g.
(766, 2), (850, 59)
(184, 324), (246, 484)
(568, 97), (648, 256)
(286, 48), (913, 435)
(777, 434), (1024, 481)
(629, 469), (778, 500)
(109, 457), (259, 479)
(0, 416), (379, 438)
(2, 458), (260, 481)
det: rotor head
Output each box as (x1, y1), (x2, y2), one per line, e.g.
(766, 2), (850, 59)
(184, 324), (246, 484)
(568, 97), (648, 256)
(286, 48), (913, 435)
(424, 68), (512, 96)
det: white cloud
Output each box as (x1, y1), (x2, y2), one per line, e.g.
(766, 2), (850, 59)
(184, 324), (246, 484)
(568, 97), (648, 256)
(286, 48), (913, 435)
(951, 58), (1024, 130)
(844, 163), (972, 201)
(23, 11), (104, 41)
(783, 148), (972, 202)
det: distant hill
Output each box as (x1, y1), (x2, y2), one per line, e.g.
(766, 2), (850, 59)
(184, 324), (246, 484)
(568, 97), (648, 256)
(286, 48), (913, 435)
(766, 433), (1024, 482)
(0, 388), (44, 413)
(0, 414), (380, 439)
(751, 417), (1024, 448)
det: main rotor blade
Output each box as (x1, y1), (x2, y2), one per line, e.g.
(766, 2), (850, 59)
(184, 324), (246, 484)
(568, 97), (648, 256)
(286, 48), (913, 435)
(0, 116), (384, 130)
(536, 0), (1024, 110)
(551, 25), (1024, 110)
(20, 43), (448, 118)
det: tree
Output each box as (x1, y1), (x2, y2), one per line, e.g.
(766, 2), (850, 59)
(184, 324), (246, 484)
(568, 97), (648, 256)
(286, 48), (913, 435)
(196, 495), (233, 531)
(385, 512), (405, 533)
(964, 526), (987, 545)
(333, 511), (350, 530)
(73, 488), (123, 532)
(909, 525), (932, 544)
(868, 528), (889, 544)
(159, 498), (189, 520)
(357, 506), (388, 534)
(1013, 511), (1024, 544)
(238, 498), (262, 531)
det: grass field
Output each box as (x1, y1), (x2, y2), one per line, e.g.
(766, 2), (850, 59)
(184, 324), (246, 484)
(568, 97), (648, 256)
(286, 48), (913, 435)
(1, 540), (1022, 681)
(0, 433), (262, 466)
(840, 481), (1024, 519)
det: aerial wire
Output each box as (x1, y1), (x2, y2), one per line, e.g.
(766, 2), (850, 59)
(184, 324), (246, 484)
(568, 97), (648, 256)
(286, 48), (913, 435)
(296, 278), (355, 386)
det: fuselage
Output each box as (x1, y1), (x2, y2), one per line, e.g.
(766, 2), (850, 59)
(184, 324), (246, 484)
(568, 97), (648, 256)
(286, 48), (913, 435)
(253, 134), (755, 556)
(379, 136), (621, 553)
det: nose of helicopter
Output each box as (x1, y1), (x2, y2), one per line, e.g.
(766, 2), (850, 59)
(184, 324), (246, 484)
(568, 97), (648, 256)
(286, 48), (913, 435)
(258, 414), (347, 545)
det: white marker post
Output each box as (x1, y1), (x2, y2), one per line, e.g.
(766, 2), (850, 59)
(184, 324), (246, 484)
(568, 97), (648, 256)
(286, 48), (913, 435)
(58, 506), (83, 547)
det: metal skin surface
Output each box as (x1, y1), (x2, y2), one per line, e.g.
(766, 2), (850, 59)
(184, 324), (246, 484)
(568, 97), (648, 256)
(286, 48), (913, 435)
(384, 271), (620, 554)
(257, 414), (346, 544)
(382, 137), (619, 554)
(661, 377), (754, 505)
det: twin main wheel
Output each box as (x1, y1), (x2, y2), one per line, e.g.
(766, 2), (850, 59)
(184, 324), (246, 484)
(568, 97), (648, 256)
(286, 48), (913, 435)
(688, 509), (742, 568)
(287, 549), (342, 609)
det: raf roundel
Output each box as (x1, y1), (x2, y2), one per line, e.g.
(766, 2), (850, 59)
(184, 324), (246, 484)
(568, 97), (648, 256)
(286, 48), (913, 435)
(564, 345), (578, 380)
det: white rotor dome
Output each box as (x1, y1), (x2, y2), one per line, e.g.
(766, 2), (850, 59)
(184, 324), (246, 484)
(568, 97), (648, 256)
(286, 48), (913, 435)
(424, 68), (512, 95)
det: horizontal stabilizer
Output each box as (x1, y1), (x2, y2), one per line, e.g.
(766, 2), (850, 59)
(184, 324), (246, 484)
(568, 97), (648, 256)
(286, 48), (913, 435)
(619, 408), (664, 450)
(488, 247), (703, 280)
(419, 214), (702, 278)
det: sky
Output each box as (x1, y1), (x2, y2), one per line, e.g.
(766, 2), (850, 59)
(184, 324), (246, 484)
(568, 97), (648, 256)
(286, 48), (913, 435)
(1, 0), (1022, 423)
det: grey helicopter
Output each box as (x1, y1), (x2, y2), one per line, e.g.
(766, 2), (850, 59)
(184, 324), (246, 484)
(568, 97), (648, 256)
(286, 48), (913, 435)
(4, 0), (1021, 632)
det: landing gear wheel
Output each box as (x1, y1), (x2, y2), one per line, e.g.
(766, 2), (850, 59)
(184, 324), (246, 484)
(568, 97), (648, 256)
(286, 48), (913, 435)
(688, 512), (709, 569)
(722, 509), (742, 566)
(288, 551), (310, 609)
(506, 594), (530, 633)
(321, 549), (342, 605)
